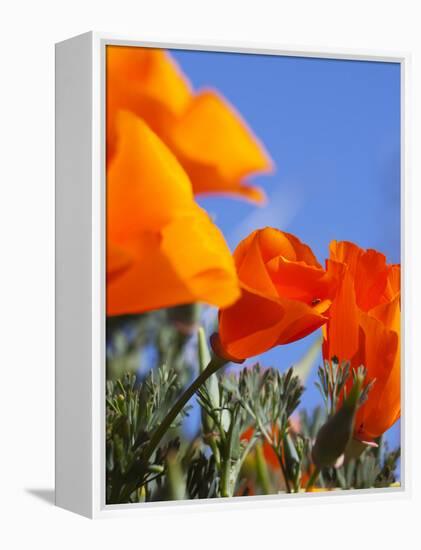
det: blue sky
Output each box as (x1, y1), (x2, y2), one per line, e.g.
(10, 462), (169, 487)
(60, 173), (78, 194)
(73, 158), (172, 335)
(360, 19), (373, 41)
(171, 49), (401, 450)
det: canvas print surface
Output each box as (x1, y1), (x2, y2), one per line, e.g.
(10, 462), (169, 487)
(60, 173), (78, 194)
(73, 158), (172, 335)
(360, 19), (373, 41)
(105, 45), (401, 504)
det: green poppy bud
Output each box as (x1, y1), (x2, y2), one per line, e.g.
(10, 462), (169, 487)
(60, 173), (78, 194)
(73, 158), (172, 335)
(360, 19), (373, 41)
(312, 375), (363, 469)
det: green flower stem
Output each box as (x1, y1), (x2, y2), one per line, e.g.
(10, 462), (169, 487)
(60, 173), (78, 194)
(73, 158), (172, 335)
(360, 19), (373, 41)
(275, 447), (292, 494)
(220, 460), (232, 498)
(142, 355), (227, 466)
(255, 442), (271, 495)
(166, 455), (186, 501)
(208, 436), (221, 469)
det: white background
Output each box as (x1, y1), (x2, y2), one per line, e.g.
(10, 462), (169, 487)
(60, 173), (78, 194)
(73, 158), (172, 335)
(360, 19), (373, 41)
(1, 0), (419, 547)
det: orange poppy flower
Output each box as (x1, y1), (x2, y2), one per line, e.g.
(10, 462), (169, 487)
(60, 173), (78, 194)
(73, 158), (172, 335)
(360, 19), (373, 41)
(322, 241), (400, 442)
(106, 111), (240, 316)
(106, 45), (273, 203)
(215, 228), (337, 361)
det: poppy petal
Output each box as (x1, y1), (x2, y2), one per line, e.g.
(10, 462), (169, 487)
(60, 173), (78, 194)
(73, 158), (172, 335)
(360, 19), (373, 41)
(383, 264), (401, 301)
(107, 216), (240, 316)
(168, 90), (273, 201)
(234, 231), (278, 297)
(107, 111), (194, 240)
(107, 243), (133, 282)
(329, 240), (362, 277)
(354, 309), (400, 441)
(107, 46), (192, 158)
(354, 249), (389, 311)
(218, 285), (327, 360)
(266, 256), (334, 305)
(323, 262), (360, 363)
(160, 207), (240, 308)
(106, 232), (194, 315)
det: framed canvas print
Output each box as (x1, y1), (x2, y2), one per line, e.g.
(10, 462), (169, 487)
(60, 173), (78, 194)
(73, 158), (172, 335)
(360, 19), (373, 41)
(55, 32), (408, 518)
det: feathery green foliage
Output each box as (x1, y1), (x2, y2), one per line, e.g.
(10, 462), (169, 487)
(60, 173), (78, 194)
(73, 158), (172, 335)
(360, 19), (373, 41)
(105, 315), (401, 502)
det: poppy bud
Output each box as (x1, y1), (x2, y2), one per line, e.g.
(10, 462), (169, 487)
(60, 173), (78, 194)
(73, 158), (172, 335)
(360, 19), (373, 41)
(312, 375), (363, 469)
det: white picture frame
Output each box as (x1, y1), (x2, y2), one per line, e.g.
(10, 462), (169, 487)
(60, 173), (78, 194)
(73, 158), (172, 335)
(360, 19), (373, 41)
(55, 31), (410, 519)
